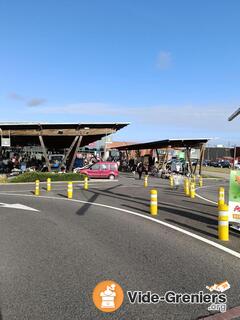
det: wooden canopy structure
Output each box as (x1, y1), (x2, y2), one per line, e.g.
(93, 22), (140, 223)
(115, 138), (210, 175)
(0, 122), (129, 171)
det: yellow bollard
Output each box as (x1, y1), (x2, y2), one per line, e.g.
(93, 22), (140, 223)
(169, 175), (174, 189)
(68, 182), (73, 199)
(199, 176), (203, 187)
(144, 175), (148, 188)
(47, 178), (51, 192)
(150, 189), (158, 215)
(218, 187), (225, 209)
(185, 178), (190, 196)
(84, 176), (88, 190)
(190, 182), (195, 198)
(218, 204), (229, 241)
(35, 179), (40, 196)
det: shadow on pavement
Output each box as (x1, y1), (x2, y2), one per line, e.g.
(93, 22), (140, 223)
(122, 203), (149, 214)
(165, 218), (217, 239)
(182, 199), (216, 208)
(208, 225), (240, 239)
(104, 184), (122, 192)
(122, 202), (217, 226)
(83, 188), (219, 219)
(163, 188), (189, 194)
(160, 205), (216, 225)
(76, 193), (99, 216)
(57, 193), (68, 198)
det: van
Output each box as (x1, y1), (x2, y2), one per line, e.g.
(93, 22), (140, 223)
(79, 161), (118, 180)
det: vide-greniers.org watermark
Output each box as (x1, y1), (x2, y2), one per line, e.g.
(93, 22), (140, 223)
(127, 291), (227, 312)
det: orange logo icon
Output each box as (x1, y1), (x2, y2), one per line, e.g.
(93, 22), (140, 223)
(92, 280), (124, 312)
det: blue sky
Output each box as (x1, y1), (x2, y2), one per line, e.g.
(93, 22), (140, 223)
(1, 0), (240, 145)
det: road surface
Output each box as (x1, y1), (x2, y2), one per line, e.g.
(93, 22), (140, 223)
(0, 174), (239, 320)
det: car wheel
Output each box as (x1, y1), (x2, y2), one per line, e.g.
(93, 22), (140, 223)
(109, 174), (115, 180)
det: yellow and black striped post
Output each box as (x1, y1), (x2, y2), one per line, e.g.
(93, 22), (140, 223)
(35, 180), (40, 196)
(169, 175), (174, 189)
(190, 182), (195, 198)
(218, 187), (225, 209)
(199, 176), (203, 187)
(144, 175), (148, 188)
(68, 182), (73, 199)
(185, 178), (190, 196)
(84, 176), (88, 190)
(47, 178), (51, 192)
(150, 189), (158, 215)
(218, 204), (229, 241)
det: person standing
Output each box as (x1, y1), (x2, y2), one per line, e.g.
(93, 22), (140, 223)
(137, 162), (143, 180)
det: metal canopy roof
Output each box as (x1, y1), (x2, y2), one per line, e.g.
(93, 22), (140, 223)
(0, 122), (129, 130)
(116, 138), (210, 150)
(0, 122), (129, 149)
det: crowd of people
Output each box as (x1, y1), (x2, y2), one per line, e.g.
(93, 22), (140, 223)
(0, 153), (46, 174)
(119, 156), (191, 180)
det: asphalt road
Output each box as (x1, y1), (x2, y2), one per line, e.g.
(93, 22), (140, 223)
(0, 174), (239, 320)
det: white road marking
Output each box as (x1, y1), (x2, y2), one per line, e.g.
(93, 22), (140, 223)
(1, 179), (119, 186)
(195, 183), (228, 205)
(0, 202), (39, 212)
(0, 183), (119, 194)
(0, 192), (239, 259)
(195, 194), (217, 205)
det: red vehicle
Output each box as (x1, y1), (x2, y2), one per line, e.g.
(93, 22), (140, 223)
(79, 162), (119, 180)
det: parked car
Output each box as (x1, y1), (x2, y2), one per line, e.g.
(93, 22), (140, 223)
(203, 160), (211, 166)
(234, 163), (240, 170)
(209, 161), (219, 167)
(78, 161), (119, 180)
(218, 160), (231, 168)
(49, 154), (64, 169)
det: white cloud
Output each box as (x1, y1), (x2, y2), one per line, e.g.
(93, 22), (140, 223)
(8, 92), (46, 106)
(8, 92), (25, 101)
(157, 51), (172, 70)
(27, 98), (46, 107)
(27, 102), (238, 135)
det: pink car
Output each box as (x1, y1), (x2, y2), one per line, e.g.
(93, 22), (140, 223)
(79, 162), (119, 180)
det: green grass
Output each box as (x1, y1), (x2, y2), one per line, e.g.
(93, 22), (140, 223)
(200, 166), (231, 174)
(201, 174), (222, 179)
(10, 172), (85, 183)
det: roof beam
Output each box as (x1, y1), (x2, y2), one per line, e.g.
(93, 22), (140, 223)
(0, 128), (116, 136)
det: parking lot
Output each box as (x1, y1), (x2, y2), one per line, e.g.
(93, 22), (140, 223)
(0, 173), (239, 319)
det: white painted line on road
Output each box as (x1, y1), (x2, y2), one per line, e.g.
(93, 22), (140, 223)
(0, 202), (39, 212)
(0, 192), (240, 259)
(2, 179), (119, 186)
(195, 183), (228, 205)
(195, 194), (217, 205)
(0, 183), (117, 193)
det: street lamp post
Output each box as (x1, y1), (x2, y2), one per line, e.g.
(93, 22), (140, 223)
(228, 107), (240, 121)
(228, 107), (240, 169)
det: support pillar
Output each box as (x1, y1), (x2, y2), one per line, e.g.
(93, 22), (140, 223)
(39, 135), (51, 172)
(161, 148), (168, 170)
(59, 136), (79, 169)
(156, 149), (160, 162)
(186, 147), (193, 175)
(193, 159), (198, 174)
(199, 144), (205, 176)
(69, 136), (83, 172)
